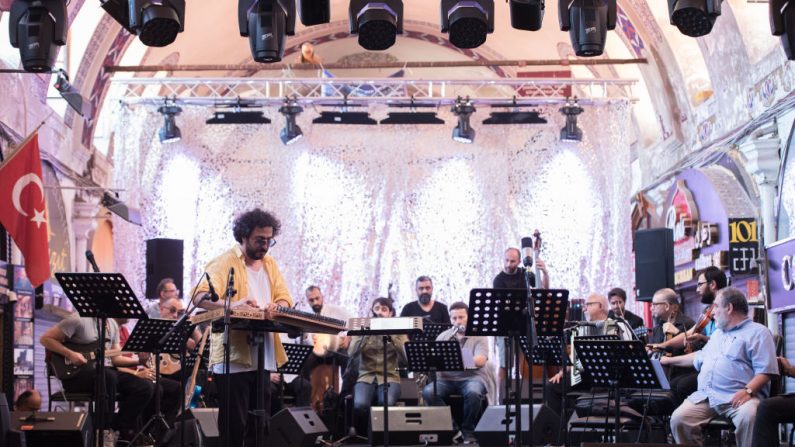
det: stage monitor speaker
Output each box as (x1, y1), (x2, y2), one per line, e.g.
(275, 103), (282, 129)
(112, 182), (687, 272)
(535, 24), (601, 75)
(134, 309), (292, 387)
(9, 411), (91, 447)
(370, 406), (454, 445)
(634, 228), (674, 302)
(188, 408), (218, 447)
(474, 404), (558, 446)
(267, 407), (328, 447)
(145, 238), (183, 300)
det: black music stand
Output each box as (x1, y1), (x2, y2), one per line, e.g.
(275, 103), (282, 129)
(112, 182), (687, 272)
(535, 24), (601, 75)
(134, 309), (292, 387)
(348, 319), (420, 447)
(573, 339), (663, 443)
(409, 322), (453, 342)
(404, 340), (466, 401)
(123, 318), (195, 445)
(55, 272), (146, 447)
(278, 344), (313, 408)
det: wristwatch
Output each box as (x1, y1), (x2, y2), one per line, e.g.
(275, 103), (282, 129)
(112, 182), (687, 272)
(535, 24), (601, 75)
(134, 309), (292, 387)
(744, 387), (754, 396)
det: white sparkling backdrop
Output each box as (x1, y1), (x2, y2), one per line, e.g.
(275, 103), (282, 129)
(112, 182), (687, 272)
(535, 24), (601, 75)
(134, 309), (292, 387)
(111, 102), (634, 316)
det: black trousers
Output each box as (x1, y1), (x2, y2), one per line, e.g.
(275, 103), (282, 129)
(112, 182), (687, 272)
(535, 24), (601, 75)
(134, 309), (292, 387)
(270, 376), (311, 412)
(670, 369), (698, 407)
(62, 367), (155, 430)
(215, 371), (272, 447)
(752, 393), (795, 447)
(144, 375), (182, 424)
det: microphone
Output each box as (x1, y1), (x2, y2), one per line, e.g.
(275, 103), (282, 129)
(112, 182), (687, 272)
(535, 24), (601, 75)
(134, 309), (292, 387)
(85, 250), (100, 273)
(521, 237), (534, 268)
(565, 321), (598, 328)
(205, 273), (220, 302)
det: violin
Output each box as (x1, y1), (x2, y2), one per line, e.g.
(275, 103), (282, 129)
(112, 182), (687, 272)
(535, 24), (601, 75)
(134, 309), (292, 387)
(684, 303), (715, 353)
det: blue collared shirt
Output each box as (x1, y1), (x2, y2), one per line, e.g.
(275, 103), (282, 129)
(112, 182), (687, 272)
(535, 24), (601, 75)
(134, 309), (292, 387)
(689, 318), (778, 407)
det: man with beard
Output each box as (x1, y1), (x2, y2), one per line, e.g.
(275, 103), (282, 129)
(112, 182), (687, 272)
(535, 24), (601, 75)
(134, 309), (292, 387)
(647, 288), (695, 347)
(607, 287), (645, 329)
(192, 208), (293, 447)
(399, 276), (450, 324)
(663, 287), (777, 447)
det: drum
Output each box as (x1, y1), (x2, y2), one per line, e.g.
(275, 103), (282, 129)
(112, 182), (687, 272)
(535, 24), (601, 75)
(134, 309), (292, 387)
(309, 363), (338, 412)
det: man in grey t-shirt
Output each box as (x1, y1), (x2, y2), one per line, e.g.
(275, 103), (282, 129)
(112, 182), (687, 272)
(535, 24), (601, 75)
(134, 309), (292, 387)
(421, 301), (489, 443)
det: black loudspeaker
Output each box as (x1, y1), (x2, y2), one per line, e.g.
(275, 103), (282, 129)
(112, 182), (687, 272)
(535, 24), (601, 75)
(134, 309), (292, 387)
(634, 228), (674, 302)
(267, 407), (328, 447)
(145, 238), (183, 299)
(370, 406), (454, 445)
(474, 404), (559, 446)
(189, 408), (218, 447)
(9, 411), (91, 447)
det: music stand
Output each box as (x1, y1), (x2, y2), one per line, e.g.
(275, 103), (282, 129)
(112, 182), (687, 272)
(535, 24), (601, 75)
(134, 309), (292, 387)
(404, 340), (466, 400)
(409, 322), (453, 342)
(55, 272), (147, 447)
(573, 339), (663, 442)
(278, 344), (313, 408)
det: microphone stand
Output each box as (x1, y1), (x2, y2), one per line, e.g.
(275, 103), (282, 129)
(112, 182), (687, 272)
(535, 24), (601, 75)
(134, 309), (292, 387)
(222, 269), (235, 447)
(522, 267), (536, 447)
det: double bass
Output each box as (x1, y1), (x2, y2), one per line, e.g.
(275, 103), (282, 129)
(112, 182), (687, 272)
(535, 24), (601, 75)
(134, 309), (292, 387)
(521, 230), (547, 380)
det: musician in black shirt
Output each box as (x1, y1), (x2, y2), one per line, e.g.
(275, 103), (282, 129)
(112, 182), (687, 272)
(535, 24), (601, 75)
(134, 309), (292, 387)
(399, 276), (450, 323)
(492, 247), (549, 290)
(607, 287), (645, 329)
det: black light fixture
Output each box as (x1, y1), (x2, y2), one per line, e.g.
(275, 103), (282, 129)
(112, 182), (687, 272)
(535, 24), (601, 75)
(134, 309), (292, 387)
(510, 0), (544, 31)
(9, 0), (67, 72)
(349, 0), (404, 51)
(559, 0), (616, 57)
(298, 0), (331, 25)
(451, 97), (476, 144)
(312, 111), (378, 125)
(440, 0), (494, 49)
(380, 112), (445, 125)
(668, 0), (721, 37)
(279, 97), (303, 145)
(53, 70), (93, 118)
(101, 191), (142, 226)
(158, 104), (182, 144)
(100, 0), (186, 47)
(239, 0), (296, 63)
(483, 111), (547, 125)
(559, 98), (584, 142)
(771, 0), (795, 59)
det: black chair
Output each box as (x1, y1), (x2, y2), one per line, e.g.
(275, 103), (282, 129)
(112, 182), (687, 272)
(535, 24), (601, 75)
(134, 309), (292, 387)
(45, 361), (93, 412)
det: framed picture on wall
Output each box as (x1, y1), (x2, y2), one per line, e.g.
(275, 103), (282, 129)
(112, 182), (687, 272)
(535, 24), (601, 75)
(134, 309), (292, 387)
(13, 347), (33, 375)
(13, 377), (34, 402)
(13, 320), (33, 346)
(14, 293), (32, 320)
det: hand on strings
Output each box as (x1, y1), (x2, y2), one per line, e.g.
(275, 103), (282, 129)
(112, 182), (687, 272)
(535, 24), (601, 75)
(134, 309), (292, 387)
(67, 351), (88, 366)
(136, 368), (155, 381)
(685, 333), (708, 346)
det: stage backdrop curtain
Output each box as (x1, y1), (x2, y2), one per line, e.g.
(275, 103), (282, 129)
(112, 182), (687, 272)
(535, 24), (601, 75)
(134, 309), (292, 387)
(110, 101), (633, 316)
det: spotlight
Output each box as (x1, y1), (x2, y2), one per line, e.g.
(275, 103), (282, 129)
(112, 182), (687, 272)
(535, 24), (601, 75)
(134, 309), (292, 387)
(668, 0), (721, 37)
(238, 0), (296, 63)
(8, 0), (67, 72)
(279, 98), (303, 145)
(559, 0), (616, 57)
(312, 111), (377, 125)
(559, 98), (583, 142)
(205, 111), (270, 124)
(441, 0), (494, 49)
(101, 191), (142, 226)
(349, 0), (404, 51)
(509, 0), (544, 31)
(483, 111), (547, 125)
(380, 112), (445, 125)
(771, 0), (795, 59)
(158, 104), (182, 144)
(451, 97), (476, 144)
(298, 0), (330, 25)
(53, 70), (93, 118)
(100, 0), (185, 47)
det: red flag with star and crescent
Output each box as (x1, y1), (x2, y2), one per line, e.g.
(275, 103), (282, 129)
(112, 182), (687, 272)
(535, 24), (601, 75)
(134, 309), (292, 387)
(0, 133), (51, 286)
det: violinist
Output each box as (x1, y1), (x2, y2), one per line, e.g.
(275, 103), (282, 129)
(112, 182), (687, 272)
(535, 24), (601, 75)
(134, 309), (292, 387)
(648, 288), (694, 348)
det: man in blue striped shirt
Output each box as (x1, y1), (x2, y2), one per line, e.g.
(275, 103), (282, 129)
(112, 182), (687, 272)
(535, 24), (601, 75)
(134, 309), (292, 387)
(662, 287), (778, 447)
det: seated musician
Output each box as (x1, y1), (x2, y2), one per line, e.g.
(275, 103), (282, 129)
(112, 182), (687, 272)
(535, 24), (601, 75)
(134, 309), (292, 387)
(661, 287), (778, 447)
(146, 277), (180, 318)
(421, 301), (488, 444)
(546, 293), (632, 417)
(607, 287), (645, 329)
(647, 288), (695, 359)
(347, 297), (408, 437)
(753, 357), (795, 447)
(40, 314), (155, 441)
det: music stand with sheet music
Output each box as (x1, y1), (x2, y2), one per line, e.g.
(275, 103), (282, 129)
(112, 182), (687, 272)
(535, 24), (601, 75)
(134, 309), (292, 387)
(573, 339), (664, 443)
(55, 272), (147, 447)
(278, 344), (313, 408)
(404, 340), (468, 400)
(409, 322), (453, 342)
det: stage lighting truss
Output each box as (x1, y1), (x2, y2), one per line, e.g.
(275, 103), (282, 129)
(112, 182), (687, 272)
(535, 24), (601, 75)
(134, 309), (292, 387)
(451, 96), (476, 143)
(279, 97), (304, 144)
(668, 0), (721, 37)
(157, 102), (182, 143)
(9, 0), (67, 72)
(100, 0), (186, 47)
(440, 0), (495, 49)
(559, 98), (584, 142)
(349, 0), (404, 51)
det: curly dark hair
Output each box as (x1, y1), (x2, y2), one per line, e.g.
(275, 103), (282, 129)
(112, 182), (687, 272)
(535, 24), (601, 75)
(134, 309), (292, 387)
(232, 208), (282, 243)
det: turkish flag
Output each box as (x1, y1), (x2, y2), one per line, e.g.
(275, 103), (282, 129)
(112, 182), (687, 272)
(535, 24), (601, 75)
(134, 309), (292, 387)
(0, 133), (51, 286)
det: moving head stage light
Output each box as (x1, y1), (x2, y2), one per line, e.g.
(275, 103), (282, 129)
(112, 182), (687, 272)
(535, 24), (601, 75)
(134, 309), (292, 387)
(771, 0), (795, 59)
(559, 0), (616, 57)
(239, 0), (296, 63)
(9, 0), (67, 72)
(349, 0), (404, 51)
(100, 0), (186, 47)
(509, 0), (544, 32)
(298, 0), (331, 25)
(441, 0), (494, 49)
(668, 0), (721, 37)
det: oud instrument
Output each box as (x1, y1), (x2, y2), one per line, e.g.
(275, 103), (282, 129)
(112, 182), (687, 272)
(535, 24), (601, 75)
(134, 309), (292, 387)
(184, 326), (211, 410)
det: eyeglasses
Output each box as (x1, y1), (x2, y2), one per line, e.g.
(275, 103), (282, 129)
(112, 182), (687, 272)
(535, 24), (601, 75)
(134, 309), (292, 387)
(162, 305), (185, 316)
(252, 237), (277, 248)
(651, 302), (667, 306)
(584, 302), (600, 307)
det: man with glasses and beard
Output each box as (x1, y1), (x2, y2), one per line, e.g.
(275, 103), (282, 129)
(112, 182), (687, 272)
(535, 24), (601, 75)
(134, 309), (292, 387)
(399, 276), (450, 324)
(192, 208), (293, 447)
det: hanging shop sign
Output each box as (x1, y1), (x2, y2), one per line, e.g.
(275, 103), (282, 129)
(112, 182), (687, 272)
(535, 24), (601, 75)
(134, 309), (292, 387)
(728, 218), (759, 275)
(666, 180), (720, 268)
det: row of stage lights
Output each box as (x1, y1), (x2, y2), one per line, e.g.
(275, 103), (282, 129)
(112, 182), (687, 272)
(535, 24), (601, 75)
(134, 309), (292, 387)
(155, 97), (586, 146)
(9, 0), (795, 74)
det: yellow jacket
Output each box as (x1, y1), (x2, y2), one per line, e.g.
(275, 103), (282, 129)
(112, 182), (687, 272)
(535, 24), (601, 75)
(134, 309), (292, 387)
(193, 245), (293, 369)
